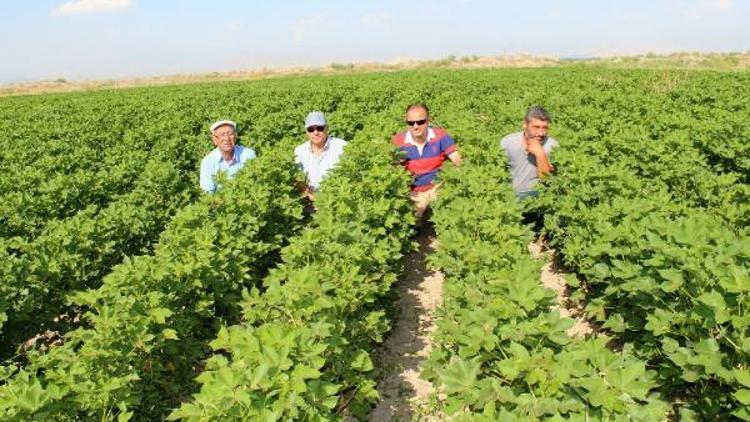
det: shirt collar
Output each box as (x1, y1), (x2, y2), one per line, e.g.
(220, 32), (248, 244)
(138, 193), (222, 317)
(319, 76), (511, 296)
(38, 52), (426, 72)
(306, 136), (331, 154)
(215, 145), (242, 164)
(405, 127), (435, 146)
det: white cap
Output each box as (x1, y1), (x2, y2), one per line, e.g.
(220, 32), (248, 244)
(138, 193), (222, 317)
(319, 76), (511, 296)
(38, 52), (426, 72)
(210, 120), (237, 133)
(304, 111), (327, 128)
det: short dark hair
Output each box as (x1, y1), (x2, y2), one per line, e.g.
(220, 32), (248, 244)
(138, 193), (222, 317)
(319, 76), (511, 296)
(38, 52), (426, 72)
(406, 103), (430, 115)
(524, 106), (551, 123)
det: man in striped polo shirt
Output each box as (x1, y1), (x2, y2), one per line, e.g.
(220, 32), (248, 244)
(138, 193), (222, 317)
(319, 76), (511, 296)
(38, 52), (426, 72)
(393, 103), (461, 220)
(294, 111), (348, 201)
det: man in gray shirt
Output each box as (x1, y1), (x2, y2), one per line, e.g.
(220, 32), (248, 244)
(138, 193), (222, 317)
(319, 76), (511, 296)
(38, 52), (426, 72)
(500, 106), (559, 199)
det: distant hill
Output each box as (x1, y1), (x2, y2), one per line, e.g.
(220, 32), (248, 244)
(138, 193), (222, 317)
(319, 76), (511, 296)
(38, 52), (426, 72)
(2, 51), (748, 97)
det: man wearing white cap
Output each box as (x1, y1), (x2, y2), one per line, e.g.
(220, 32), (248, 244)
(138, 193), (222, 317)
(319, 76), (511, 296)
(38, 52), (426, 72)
(294, 111), (347, 201)
(199, 120), (256, 193)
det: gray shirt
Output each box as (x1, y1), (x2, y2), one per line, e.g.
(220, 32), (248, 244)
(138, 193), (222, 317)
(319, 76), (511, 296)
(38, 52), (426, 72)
(500, 132), (559, 194)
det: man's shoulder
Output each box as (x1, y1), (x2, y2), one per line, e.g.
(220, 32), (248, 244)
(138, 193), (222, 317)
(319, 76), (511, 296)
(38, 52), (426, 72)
(201, 148), (220, 165)
(431, 127), (451, 140)
(328, 137), (348, 149)
(392, 131), (407, 146)
(500, 132), (523, 148)
(237, 145), (256, 160)
(294, 141), (309, 155)
(546, 136), (560, 148)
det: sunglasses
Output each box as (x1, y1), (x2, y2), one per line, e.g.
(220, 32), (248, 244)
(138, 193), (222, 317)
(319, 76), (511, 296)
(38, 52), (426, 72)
(405, 118), (428, 127)
(306, 125), (326, 133)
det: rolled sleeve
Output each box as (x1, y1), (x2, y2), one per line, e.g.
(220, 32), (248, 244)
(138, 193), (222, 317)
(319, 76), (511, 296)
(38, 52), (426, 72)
(242, 147), (257, 162)
(441, 135), (457, 156)
(199, 158), (216, 193)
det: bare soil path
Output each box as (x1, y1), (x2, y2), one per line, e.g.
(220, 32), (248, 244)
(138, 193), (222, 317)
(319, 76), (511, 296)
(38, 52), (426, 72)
(369, 224), (443, 422)
(366, 232), (595, 421)
(529, 238), (596, 337)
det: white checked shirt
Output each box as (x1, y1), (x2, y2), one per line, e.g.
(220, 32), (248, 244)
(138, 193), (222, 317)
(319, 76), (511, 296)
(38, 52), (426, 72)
(294, 136), (348, 191)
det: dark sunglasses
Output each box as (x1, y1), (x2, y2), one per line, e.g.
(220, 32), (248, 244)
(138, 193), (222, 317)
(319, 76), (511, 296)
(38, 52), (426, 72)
(306, 125), (326, 133)
(405, 118), (428, 127)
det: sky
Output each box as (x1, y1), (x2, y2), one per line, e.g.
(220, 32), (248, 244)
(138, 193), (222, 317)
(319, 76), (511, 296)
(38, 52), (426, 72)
(1, 0), (749, 84)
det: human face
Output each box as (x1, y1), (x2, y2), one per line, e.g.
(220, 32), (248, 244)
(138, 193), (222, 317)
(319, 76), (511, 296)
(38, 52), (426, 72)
(523, 118), (550, 143)
(306, 125), (328, 148)
(405, 107), (429, 141)
(212, 125), (237, 154)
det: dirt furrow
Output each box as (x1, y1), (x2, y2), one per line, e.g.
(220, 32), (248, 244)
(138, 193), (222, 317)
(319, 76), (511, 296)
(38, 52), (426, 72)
(370, 225), (443, 422)
(529, 239), (596, 337)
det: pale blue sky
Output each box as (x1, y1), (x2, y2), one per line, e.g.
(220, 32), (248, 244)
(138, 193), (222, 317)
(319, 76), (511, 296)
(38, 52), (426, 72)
(1, 0), (748, 84)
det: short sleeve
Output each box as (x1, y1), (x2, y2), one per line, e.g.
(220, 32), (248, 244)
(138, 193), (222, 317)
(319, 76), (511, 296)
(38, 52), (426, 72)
(293, 144), (304, 168)
(545, 137), (560, 153)
(441, 134), (457, 156)
(199, 158), (216, 193)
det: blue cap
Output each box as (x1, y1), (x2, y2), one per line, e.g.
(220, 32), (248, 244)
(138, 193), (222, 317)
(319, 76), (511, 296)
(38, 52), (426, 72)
(304, 111), (327, 128)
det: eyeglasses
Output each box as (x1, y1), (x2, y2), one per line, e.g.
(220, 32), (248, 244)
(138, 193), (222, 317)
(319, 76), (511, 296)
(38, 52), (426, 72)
(213, 131), (236, 138)
(405, 118), (428, 127)
(307, 125), (326, 133)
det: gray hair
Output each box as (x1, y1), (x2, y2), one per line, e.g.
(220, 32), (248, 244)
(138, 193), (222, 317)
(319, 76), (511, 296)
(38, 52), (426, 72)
(524, 106), (551, 123)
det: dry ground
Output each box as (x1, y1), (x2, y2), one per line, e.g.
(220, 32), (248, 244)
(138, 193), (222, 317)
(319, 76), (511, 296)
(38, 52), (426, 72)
(529, 238), (596, 337)
(369, 225), (443, 422)
(366, 232), (597, 421)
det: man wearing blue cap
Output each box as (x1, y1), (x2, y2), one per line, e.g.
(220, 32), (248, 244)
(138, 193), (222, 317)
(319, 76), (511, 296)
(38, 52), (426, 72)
(294, 111), (348, 201)
(199, 120), (257, 193)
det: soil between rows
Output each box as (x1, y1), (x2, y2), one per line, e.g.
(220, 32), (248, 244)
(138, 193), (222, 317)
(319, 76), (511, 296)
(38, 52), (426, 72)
(369, 224), (443, 422)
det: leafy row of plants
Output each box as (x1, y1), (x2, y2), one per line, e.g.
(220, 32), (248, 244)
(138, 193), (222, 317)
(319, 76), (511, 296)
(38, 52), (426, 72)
(420, 142), (667, 420)
(0, 74), (409, 242)
(0, 72), (415, 419)
(0, 144), (305, 420)
(0, 135), (156, 240)
(0, 158), (195, 358)
(537, 150), (750, 419)
(0, 65), (747, 420)
(525, 68), (750, 418)
(168, 134), (415, 420)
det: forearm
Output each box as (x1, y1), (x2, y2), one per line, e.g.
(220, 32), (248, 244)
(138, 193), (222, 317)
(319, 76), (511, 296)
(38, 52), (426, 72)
(199, 171), (216, 193)
(448, 151), (461, 166)
(532, 151), (554, 178)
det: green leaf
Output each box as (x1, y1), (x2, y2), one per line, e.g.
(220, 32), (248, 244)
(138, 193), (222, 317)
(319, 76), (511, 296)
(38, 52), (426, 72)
(734, 389), (750, 405)
(602, 313), (626, 333)
(735, 370), (750, 388)
(607, 361), (650, 400)
(657, 268), (684, 292)
(162, 329), (179, 340)
(149, 307), (173, 324)
(117, 411), (134, 422)
(645, 309), (673, 336)
(350, 350), (374, 372)
(441, 357), (481, 395)
(697, 290), (730, 324)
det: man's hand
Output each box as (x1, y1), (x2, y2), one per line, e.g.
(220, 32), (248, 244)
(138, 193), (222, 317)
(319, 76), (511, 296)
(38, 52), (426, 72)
(524, 137), (554, 177)
(524, 137), (546, 157)
(295, 180), (316, 201)
(448, 151), (461, 166)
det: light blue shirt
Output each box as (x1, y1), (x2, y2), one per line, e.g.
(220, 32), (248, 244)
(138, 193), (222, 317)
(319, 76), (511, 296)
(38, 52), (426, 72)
(294, 137), (347, 191)
(199, 145), (256, 193)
